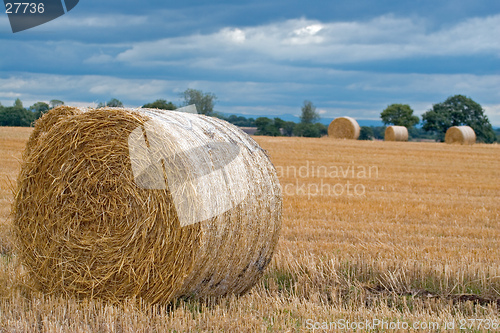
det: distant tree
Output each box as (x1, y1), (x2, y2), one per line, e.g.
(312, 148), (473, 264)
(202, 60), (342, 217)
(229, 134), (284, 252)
(314, 122), (328, 136)
(30, 102), (50, 113)
(98, 98), (123, 108)
(0, 102), (34, 127)
(370, 126), (386, 140)
(408, 127), (435, 141)
(381, 104), (419, 128)
(50, 99), (64, 108)
(274, 117), (285, 131)
(215, 114), (256, 127)
(255, 117), (281, 136)
(232, 116), (256, 127)
(181, 88), (217, 116)
(293, 123), (320, 137)
(359, 126), (374, 140)
(14, 98), (23, 108)
(30, 102), (50, 119)
(422, 95), (496, 143)
(282, 121), (295, 136)
(300, 100), (319, 124)
(143, 99), (176, 110)
(495, 128), (500, 142)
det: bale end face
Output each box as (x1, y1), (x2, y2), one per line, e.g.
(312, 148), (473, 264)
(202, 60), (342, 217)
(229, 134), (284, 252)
(445, 126), (476, 145)
(328, 117), (360, 140)
(384, 126), (408, 142)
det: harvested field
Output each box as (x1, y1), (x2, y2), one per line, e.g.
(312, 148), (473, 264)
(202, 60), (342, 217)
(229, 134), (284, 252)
(1, 126), (499, 332)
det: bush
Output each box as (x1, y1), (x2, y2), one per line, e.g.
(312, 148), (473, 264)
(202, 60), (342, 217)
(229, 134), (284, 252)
(359, 126), (374, 140)
(0, 106), (35, 126)
(293, 123), (320, 137)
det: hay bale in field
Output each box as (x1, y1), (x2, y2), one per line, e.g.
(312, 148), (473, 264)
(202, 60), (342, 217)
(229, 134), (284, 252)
(328, 116), (360, 139)
(13, 106), (282, 304)
(445, 126), (476, 145)
(384, 126), (408, 142)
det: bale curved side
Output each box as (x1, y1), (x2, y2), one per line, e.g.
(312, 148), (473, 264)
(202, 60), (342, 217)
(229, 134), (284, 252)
(328, 117), (360, 139)
(384, 126), (408, 141)
(445, 126), (476, 145)
(13, 106), (282, 304)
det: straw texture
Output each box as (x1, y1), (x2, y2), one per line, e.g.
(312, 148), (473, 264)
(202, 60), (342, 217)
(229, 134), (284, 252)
(13, 106), (282, 304)
(328, 117), (360, 139)
(384, 126), (408, 141)
(445, 126), (476, 145)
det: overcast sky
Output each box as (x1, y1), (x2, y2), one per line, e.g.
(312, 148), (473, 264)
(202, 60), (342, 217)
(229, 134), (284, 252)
(1, 0), (499, 125)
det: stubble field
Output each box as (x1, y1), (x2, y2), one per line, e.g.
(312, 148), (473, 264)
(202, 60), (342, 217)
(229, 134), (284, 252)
(0, 126), (499, 332)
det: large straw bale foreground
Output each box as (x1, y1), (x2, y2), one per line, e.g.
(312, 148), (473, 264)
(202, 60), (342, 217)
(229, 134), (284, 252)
(445, 126), (476, 145)
(13, 106), (282, 304)
(328, 116), (360, 139)
(384, 125), (408, 141)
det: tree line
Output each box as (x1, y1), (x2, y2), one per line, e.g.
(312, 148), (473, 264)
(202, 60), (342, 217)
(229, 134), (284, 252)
(250, 95), (498, 143)
(243, 95), (498, 143)
(0, 89), (209, 127)
(375, 95), (497, 143)
(0, 91), (498, 143)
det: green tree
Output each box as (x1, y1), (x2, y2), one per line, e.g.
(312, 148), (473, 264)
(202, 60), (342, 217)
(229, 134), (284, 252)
(50, 99), (64, 108)
(255, 117), (281, 136)
(300, 100), (319, 124)
(14, 98), (23, 108)
(98, 98), (123, 108)
(274, 117), (285, 131)
(182, 88), (217, 116)
(359, 126), (374, 140)
(143, 99), (176, 110)
(422, 95), (496, 143)
(282, 121), (295, 137)
(293, 123), (320, 137)
(372, 126), (386, 140)
(30, 102), (50, 119)
(222, 114), (256, 127)
(495, 128), (500, 142)
(0, 100), (34, 126)
(315, 123), (328, 136)
(381, 104), (419, 128)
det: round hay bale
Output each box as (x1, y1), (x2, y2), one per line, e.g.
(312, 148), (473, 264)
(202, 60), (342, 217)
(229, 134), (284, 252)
(384, 126), (408, 142)
(13, 106), (282, 304)
(328, 116), (360, 139)
(445, 126), (476, 145)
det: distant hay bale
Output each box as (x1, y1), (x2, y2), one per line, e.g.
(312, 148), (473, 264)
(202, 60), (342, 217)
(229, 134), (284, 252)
(13, 106), (282, 304)
(384, 126), (408, 142)
(328, 117), (360, 139)
(445, 126), (476, 145)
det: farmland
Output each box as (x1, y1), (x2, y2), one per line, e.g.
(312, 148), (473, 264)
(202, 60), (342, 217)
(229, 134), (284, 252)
(1, 126), (499, 332)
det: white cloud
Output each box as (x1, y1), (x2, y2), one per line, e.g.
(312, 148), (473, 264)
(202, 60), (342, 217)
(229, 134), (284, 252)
(84, 54), (115, 64)
(115, 14), (500, 66)
(222, 28), (246, 43)
(40, 14), (148, 29)
(0, 91), (21, 99)
(483, 104), (500, 126)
